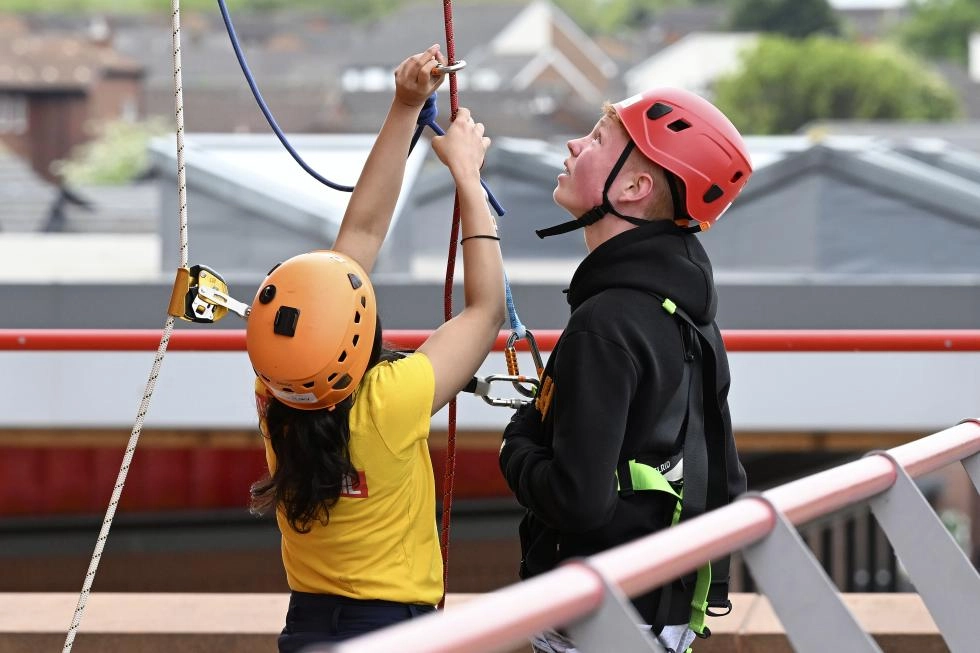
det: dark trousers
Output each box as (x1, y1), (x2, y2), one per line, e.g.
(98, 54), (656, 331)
(278, 591), (436, 652)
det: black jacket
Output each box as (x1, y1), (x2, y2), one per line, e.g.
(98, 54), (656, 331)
(499, 220), (747, 625)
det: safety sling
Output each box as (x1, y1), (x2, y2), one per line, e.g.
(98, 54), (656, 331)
(615, 295), (734, 641)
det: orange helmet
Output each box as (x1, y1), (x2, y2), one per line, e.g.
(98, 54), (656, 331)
(246, 251), (377, 411)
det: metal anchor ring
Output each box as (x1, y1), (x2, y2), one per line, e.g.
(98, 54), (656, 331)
(433, 60), (466, 75)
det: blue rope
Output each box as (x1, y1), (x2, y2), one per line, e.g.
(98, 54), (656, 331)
(217, 0), (524, 332)
(416, 96), (521, 333)
(218, 0), (509, 214)
(504, 272), (526, 339)
(416, 95), (505, 217)
(217, 0), (354, 191)
(416, 96), (518, 331)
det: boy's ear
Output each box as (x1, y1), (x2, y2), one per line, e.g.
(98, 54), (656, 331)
(616, 171), (654, 204)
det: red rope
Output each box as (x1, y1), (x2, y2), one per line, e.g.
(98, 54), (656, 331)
(442, 0), (459, 119)
(438, 0), (461, 610)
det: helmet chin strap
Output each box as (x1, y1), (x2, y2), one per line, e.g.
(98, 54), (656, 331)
(537, 142), (698, 239)
(537, 142), (636, 239)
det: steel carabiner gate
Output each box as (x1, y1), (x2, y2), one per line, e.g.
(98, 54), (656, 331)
(464, 374), (540, 409)
(504, 329), (545, 398)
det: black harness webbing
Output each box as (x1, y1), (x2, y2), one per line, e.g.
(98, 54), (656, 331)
(638, 296), (733, 632)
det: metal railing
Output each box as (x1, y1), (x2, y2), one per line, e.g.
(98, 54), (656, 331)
(3, 328), (980, 352)
(320, 419), (980, 653)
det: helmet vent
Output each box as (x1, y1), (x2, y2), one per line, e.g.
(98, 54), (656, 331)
(348, 273), (363, 290)
(667, 119), (691, 133)
(273, 306), (300, 336)
(302, 381), (315, 389)
(703, 184), (724, 203)
(327, 372), (338, 382)
(360, 296), (367, 308)
(338, 351), (348, 363)
(354, 311), (361, 324)
(352, 334), (360, 346)
(731, 171), (744, 183)
(646, 102), (673, 120)
(333, 374), (353, 390)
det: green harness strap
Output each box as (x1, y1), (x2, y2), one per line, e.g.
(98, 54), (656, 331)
(615, 460), (713, 638)
(612, 294), (726, 644)
(618, 460), (680, 499)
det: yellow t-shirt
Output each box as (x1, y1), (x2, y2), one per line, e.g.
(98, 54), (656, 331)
(255, 352), (440, 605)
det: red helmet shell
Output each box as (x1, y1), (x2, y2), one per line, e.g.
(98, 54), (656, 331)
(614, 88), (752, 227)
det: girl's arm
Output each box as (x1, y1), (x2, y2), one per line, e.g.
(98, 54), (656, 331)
(332, 44), (445, 273)
(418, 108), (506, 414)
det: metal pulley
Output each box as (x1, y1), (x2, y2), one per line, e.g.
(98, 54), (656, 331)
(168, 265), (251, 323)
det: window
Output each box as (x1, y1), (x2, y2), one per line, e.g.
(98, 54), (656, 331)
(0, 94), (27, 135)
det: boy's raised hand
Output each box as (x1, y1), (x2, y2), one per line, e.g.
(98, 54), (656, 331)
(431, 107), (490, 180)
(394, 44), (447, 108)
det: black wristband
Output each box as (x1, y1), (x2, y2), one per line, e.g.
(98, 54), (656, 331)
(460, 234), (501, 244)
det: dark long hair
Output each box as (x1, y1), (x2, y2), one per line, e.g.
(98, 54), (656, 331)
(250, 317), (399, 533)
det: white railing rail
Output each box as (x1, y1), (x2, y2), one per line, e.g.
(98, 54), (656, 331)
(326, 419), (980, 653)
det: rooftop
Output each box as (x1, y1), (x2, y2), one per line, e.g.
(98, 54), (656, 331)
(0, 32), (141, 92)
(148, 132), (428, 243)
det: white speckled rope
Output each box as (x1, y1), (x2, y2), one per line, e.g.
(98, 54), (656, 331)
(62, 2), (190, 651)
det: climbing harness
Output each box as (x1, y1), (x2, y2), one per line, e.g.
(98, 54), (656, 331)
(611, 294), (736, 641)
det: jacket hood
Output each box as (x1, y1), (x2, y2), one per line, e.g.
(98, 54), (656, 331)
(566, 220), (717, 324)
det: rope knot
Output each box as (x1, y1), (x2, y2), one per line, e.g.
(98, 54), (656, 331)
(418, 93), (439, 127)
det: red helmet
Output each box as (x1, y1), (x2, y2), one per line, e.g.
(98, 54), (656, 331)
(614, 88), (752, 227)
(246, 251), (377, 411)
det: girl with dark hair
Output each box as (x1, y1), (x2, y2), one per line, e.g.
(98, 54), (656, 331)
(245, 45), (505, 651)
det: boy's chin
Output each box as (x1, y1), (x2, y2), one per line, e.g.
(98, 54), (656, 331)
(552, 188), (571, 212)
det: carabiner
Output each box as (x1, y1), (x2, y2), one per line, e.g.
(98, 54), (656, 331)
(467, 374), (539, 409)
(504, 330), (545, 397)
